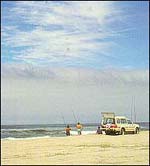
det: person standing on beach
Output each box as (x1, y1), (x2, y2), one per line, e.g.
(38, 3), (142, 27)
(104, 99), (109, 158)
(65, 125), (71, 136)
(76, 122), (83, 135)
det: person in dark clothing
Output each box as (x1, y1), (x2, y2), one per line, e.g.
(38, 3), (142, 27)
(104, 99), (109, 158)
(96, 126), (102, 134)
(65, 125), (71, 136)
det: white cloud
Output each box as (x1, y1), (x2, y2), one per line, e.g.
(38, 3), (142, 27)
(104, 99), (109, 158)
(2, 1), (127, 65)
(2, 2), (148, 124)
(1, 63), (148, 86)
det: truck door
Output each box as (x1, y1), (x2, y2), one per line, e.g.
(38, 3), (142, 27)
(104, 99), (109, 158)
(127, 119), (134, 132)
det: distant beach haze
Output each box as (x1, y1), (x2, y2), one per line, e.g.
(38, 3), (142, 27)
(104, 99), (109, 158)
(2, 64), (149, 125)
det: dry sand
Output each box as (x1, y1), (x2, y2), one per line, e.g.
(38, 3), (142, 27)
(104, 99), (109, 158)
(1, 131), (149, 165)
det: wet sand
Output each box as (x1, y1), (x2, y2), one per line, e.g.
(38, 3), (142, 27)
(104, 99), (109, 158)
(1, 131), (149, 165)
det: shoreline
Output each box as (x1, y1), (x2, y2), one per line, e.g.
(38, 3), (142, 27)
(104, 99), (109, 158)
(1, 128), (149, 141)
(2, 131), (149, 165)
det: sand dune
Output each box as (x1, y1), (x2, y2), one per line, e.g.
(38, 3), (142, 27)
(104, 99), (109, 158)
(1, 131), (149, 165)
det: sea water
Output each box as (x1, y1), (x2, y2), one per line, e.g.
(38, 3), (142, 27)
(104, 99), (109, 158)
(1, 122), (149, 140)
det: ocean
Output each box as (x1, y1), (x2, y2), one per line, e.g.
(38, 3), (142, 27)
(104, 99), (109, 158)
(1, 122), (149, 140)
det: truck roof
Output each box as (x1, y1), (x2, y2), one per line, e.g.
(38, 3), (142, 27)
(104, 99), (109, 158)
(101, 112), (115, 118)
(115, 116), (127, 119)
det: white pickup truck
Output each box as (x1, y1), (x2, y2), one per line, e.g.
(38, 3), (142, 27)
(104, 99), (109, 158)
(100, 112), (140, 135)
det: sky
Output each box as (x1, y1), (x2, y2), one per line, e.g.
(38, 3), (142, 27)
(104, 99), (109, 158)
(1, 1), (149, 124)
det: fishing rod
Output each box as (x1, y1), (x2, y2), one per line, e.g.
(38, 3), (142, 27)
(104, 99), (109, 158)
(72, 109), (78, 124)
(61, 113), (66, 126)
(56, 110), (66, 127)
(130, 96), (133, 121)
(133, 96), (136, 123)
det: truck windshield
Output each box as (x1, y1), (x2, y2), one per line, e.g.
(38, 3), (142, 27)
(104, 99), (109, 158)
(103, 118), (115, 125)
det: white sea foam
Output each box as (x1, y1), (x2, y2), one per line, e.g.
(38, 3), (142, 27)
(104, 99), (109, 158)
(70, 130), (96, 135)
(2, 131), (96, 140)
(1, 128), (50, 131)
(2, 136), (51, 141)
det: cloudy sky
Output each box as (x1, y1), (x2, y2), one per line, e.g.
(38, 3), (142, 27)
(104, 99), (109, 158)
(1, 1), (149, 124)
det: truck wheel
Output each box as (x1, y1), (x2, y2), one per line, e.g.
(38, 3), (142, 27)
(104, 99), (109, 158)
(121, 128), (125, 135)
(105, 131), (109, 135)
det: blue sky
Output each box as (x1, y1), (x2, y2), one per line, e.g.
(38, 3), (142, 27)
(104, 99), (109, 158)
(1, 2), (149, 124)
(1, 1), (149, 69)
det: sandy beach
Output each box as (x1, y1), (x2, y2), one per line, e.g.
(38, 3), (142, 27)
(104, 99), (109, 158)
(1, 131), (149, 165)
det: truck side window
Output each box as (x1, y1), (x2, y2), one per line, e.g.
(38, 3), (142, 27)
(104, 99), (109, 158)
(121, 119), (127, 124)
(117, 119), (120, 123)
(127, 120), (132, 124)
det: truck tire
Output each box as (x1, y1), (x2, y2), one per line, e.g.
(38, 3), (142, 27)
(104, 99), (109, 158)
(105, 131), (110, 135)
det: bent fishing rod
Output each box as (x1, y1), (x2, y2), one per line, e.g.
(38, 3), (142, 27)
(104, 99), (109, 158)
(72, 109), (81, 126)
(60, 112), (67, 127)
